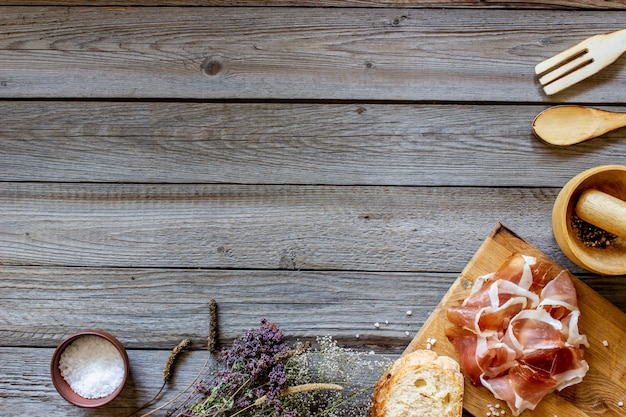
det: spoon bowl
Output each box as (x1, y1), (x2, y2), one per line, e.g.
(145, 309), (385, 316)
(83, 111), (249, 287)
(532, 105), (626, 146)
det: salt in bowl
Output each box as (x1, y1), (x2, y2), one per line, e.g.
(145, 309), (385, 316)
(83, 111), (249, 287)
(50, 330), (129, 407)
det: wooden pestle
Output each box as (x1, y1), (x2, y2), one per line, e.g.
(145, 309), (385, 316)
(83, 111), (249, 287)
(575, 189), (626, 237)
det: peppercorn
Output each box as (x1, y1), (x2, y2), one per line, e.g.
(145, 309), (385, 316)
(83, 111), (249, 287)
(571, 213), (618, 248)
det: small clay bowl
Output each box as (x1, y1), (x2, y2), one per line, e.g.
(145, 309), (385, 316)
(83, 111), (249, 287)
(553, 165), (626, 275)
(50, 330), (129, 408)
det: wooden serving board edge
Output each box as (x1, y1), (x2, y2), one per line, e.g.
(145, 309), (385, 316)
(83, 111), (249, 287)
(405, 223), (626, 417)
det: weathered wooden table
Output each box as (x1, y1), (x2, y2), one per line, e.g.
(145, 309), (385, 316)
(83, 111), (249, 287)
(1, 0), (625, 415)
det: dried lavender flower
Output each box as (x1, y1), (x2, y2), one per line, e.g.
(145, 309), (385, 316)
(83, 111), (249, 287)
(164, 321), (391, 417)
(166, 319), (294, 417)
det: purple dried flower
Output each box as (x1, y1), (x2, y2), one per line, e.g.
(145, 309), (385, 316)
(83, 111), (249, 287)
(168, 320), (297, 417)
(269, 364), (287, 387)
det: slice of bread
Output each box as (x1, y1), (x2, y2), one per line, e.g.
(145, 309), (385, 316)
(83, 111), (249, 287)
(370, 349), (464, 417)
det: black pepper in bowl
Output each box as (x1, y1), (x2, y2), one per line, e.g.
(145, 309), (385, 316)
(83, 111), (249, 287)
(571, 213), (618, 248)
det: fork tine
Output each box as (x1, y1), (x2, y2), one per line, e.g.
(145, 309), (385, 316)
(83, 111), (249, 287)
(535, 42), (588, 75)
(538, 53), (593, 86)
(541, 63), (602, 95)
(535, 29), (626, 95)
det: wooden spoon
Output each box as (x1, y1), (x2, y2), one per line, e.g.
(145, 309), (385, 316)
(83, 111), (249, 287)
(532, 105), (626, 146)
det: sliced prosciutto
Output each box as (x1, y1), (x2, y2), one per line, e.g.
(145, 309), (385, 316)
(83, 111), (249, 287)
(447, 253), (588, 416)
(481, 363), (558, 414)
(538, 270), (580, 320)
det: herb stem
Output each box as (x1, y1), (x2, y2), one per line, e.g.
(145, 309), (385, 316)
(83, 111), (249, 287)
(253, 382), (344, 406)
(138, 354), (212, 417)
(208, 299), (218, 353)
(312, 384), (374, 417)
(125, 338), (191, 417)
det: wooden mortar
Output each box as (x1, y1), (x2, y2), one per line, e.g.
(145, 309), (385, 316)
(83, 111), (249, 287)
(552, 165), (626, 275)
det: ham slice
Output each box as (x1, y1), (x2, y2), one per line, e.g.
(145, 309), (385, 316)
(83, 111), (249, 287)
(476, 335), (517, 379)
(447, 253), (588, 416)
(446, 326), (482, 385)
(481, 363), (558, 414)
(448, 274), (541, 336)
(503, 308), (565, 353)
(539, 270), (579, 320)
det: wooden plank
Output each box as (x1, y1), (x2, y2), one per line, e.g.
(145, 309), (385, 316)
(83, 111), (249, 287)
(0, 0), (624, 9)
(1, 8), (625, 101)
(406, 224), (626, 417)
(0, 267), (456, 349)
(2, 102), (625, 186)
(1, 183), (571, 270)
(2, 266), (624, 349)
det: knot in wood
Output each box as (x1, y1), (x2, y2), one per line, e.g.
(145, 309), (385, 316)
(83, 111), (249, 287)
(202, 58), (223, 76)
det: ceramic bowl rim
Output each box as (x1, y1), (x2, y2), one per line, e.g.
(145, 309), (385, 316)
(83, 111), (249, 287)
(50, 330), (129, 408)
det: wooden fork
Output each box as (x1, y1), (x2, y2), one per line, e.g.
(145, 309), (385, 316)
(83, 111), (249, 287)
(535, 28), (626, 95)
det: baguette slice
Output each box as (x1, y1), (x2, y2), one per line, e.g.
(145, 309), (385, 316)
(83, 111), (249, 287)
(370, 349), (464, 417)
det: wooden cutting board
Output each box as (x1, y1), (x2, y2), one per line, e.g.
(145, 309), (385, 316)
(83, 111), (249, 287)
(405, 223), (626, 417)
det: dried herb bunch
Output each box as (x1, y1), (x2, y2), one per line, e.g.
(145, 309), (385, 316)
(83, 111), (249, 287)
(280, 335), (390, 417)
(165, 319), (389, 417)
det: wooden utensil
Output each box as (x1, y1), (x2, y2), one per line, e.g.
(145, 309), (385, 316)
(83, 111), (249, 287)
(406, 223), (626, 417)
(535, 28), (626, 95)
(576, 189), (626, 238)
(532, 105), (626, 146)
(552, 165), (626, 275)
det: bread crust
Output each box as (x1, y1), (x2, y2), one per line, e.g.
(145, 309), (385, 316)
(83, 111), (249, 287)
(370, 349), (464, 417)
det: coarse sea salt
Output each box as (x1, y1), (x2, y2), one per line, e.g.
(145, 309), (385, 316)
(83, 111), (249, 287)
(59, 335), (125, 399)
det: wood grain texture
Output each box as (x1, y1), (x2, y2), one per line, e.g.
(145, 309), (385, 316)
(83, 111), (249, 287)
(0, 267), (457, 349)
(1, 8), (625, 101)
(2, 102), (625, 186)
(1, 183), (570, 270)
(406, 224), (626, 417)
(2, 3), (626, 416)
(2, 266), (624, 350)
(1, 0), (625, 8)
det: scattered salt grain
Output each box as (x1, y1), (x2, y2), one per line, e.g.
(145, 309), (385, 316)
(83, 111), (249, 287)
(405, 331), (410, 337)
(384, 320), (389, 325)
(618, 401), (624, 407)
(374, 322), (380, 329)
(406, 310), (412, 316)
(602, 340), (609, 347)
(355, 334), (360, 339)
(486, 403), (503, 417)
(426, 343), (432, 350)
(59, 335), (125, 399)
